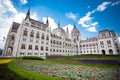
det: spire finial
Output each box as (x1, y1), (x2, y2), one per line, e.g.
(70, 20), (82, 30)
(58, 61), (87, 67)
(46, 18), (49, 27)
(67, 26), (69, 33)
(58, 21), (60, 28)
(25, 8), (30, 20)
(74, 23), (76, 29)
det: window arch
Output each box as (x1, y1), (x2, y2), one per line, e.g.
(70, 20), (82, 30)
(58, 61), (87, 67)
(100, 41), (104, 45)
(107, 40), (111, 44)
(28, 45), (32, 50)
(11, 35), (15, 40)
(30, 30), (34, 37)
(21, 44), (25, 49)
(46, 47), (48, 51)
(41, 46), (44, 50)
(36, 32), (39, 38)
(41, 33), (44, 39)
(23, 28), (28, 36)
(46, 34), (49, 40)
(35, 45), (38, 50)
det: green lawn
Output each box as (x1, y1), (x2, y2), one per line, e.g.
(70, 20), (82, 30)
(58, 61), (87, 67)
(0, 55), (119, 80)
(8, 59), (64, 80)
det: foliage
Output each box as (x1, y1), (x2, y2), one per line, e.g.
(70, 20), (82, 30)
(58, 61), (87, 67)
(0, 63), (26, 80)
(22, 56), (44, 60)
(16, 59), (118, 80)
(8, 59), (64, 80)
(63, 54), (119, 59)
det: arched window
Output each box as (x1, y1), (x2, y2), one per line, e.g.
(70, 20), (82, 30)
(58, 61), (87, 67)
(28, 45), (32, 50)
(41, 33), (44, 39)
(21, 44), (25, 49)
(30, 30), (34, 37)
(41, 46), (44, 50)
(23, 28), (28, 36)
(35, 45), (38, 50)
(11, 35), (15, 40)
(100, 41), (104, 45)
(36, 32), (39, 38)
(46, 47), (48, 51)
(107, 40), (111, 44)
(46, 35), (49, 40)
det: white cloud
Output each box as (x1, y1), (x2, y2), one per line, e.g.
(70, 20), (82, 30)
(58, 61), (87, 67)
(42, 17), (57, 30)
(20, 0), (27, 5)
(0, 0), (37, 49)
(0, 0), (17, 15)
(78, 1), (112, 32)
(65, 12), (77, 20)
(63, 24), (74, 34)
(0, 0), (18, 49)
(31, 12), (38, 20)
(91, 22), (98, 27)
(86, 26), (97, 32)
(97, 2), (111, 12)
(111, 0), (120, 6)
(14, 12), (38, 23)
(78, 12), (93, 28)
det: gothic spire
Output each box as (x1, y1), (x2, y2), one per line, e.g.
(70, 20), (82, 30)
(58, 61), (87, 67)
(67, 27), (69, 33)
(58, 21), (60, 28)
(46, 18), (49, 27)
(74, 23), (76, 29)
(25, 8), (30, 20)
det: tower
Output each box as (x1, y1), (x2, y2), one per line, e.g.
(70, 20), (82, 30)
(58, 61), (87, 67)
(71, 24), (80, 42)
(25, 8), (30, 20)
(58, 21), (60, 28)
(46, 18), (49, 27)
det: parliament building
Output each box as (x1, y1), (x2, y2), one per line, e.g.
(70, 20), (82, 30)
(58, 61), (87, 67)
(2, 9), (120, 58)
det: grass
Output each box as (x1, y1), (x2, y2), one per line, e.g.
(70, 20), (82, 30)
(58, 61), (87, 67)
(47, 55), (119, 68)
(63, 54), (119, 60)
(0, 54), (119, 80)
(8, 59), (65, 80)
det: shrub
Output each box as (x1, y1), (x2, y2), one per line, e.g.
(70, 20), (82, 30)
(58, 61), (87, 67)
(22, 56), (44, 60)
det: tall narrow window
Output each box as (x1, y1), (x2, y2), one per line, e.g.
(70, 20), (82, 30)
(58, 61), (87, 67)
(28, 45), (32, 50)
(107, 40), (111, 44)
(41, 46), (44, 50)
(46, 35), (49, 40)
(21, 44), (25, 49)
(46, 47), (48, 51)
(23, 28), (28, 36)
(100, 41), (104, 45)
(36, 32), (39, 38)
(35, 45), (38, 50)
(41, 33), (44, 39)
(30, 30), (34, 37)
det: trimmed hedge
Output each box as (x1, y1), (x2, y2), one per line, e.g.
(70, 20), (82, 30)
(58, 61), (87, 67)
(22, 56), (44, 60)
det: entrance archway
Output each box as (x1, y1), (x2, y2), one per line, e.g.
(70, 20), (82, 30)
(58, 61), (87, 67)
(109, 49), (113, 54)
(102, 50), (106, 55)
(7, 48), (12, 55)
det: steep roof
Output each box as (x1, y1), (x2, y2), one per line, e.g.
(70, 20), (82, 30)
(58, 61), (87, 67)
(71, 25), (80, 34)
(29, 18), (47, 28)
(11, 22), (20, 32)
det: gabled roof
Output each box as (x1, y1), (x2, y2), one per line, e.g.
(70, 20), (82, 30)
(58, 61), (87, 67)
(29, 18), (47, 28)
(71, 24), (80, 34)
(11, 22), (20, 32)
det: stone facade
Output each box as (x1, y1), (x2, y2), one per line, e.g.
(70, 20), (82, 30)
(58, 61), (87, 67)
(2, 9), (120, 58)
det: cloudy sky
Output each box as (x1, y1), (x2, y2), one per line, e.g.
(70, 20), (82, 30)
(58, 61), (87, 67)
(0, 0), (120, 49)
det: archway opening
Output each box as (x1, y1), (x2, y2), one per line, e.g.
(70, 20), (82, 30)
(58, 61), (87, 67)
(102, 50), (106, 55)
(109, 49), (113, 54)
